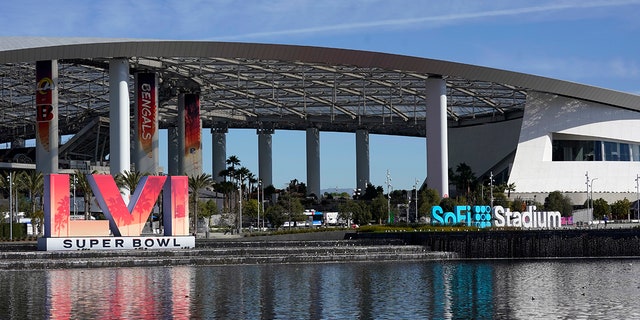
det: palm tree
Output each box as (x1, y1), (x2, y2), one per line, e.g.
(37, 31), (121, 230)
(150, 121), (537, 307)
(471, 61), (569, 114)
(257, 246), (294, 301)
(74, 170), (98, 220)
(226, 155), (241, 170)
(117, 170), (148, 195)
(505, 183), (516, 198)
(19, 170), (44, 217)
(188, 173), (213, 235)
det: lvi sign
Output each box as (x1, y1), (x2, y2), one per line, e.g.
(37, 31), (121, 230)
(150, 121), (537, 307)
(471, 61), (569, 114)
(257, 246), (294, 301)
(37, 174), (195, 251)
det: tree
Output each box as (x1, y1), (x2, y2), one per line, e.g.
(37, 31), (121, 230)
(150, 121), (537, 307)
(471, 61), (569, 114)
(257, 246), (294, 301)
(611, 198), (631, 220)
(370, 194), (388, 224)
(117, 170), (148, 196)
(277, 193), (304, 226)
(361, 183), (380, 201)
(201, 199), (219, 229)
(19, 171), (44, 235)
(544, 191), (573, 217)
(338, 199), (370, 226)
(202, 199), (218, 218)
(265, 204), (286, 228)
(419, 188), (440, 221)
(439, 197), (459, 213)
(74, 170), (98, 220)
(188, 173), (213, 234)
(505, 183), (516, 198)
(451, 163), (476, 199)
(244, 198), (259, 219)
(511, 197), (527, 212)
(18, 170), (43, 217)
(592, 198), (610, 220)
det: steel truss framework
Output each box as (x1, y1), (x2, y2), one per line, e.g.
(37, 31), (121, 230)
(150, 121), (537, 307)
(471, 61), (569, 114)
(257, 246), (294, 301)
(0, 56), (525, 145)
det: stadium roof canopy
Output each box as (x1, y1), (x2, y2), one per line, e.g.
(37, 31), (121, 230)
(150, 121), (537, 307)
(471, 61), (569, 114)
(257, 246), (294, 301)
(1, 37), (639, 148)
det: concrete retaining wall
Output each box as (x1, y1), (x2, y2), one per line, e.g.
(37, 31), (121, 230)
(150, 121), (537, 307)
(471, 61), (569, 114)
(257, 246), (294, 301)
(347, 229), (640, 258)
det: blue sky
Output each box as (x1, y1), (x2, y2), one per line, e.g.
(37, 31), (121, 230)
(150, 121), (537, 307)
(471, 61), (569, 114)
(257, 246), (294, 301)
(2, 0), (639, 191)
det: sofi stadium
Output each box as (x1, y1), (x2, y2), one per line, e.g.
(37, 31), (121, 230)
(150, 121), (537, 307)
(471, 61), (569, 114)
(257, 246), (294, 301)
(1, 37), (639, 205)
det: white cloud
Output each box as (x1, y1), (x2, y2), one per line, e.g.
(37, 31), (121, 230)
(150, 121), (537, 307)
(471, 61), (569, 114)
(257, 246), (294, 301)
(213, 0), (640, 40)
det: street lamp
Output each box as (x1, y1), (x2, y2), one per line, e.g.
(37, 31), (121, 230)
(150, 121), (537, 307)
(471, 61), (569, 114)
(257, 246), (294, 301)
(257, 179), (261, 230)
(7, 174), (12, 241)
(636, 174), (640, 221)
(585, 172), (591, 221)
(238, 175), (243, 234)
(385, 171), (391, 223)
(413, 179), (419, 223)
(489, 171), (494, 207)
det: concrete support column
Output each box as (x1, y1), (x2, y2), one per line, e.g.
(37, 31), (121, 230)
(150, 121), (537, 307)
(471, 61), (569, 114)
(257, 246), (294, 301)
(109, 58), (131, 177)
(356, 129), (370, 190)
(257, 128), (274, 188)
(306, 127), (320, 198)
(35, 60), (59, 174)
(178, 93), (202, 177)
(211, 126), (227, 183)
(134, 72), (159, 174)
(426, 76), (449, 197)
(167, 126), (180, 176)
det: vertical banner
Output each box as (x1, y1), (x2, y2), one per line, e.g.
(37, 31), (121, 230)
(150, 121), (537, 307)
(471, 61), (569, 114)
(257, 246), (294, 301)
(180, 93), (202, 176)
(134, 72), (159, 174)
(36, 60), (59, 174)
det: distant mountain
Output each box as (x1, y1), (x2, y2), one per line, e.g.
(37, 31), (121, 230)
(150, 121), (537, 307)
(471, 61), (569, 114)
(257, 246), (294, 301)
(320, 188), (354, 196)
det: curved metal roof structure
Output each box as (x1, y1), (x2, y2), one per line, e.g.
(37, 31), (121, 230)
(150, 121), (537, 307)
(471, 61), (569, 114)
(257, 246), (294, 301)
(1, 37), (639, 162)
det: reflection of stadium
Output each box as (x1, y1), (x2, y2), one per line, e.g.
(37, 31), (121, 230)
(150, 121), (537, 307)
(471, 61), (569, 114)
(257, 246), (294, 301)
(1, 37), (639, 203)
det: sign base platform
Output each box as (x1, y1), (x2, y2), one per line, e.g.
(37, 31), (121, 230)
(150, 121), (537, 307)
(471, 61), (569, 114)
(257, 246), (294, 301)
(37, 236), (196, 251)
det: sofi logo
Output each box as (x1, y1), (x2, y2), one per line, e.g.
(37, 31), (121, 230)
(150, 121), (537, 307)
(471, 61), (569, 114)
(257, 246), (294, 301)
(431, 205), (493, 228)
(43, 174), (189, 239)
(432, 205), (564, 229)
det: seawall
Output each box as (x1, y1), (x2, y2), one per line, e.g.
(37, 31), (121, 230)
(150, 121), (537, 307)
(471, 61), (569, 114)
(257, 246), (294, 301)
(347, 228), (640, 258)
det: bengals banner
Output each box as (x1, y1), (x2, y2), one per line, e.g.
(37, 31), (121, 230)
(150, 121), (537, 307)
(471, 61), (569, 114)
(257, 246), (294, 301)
(134, 73), (159, 174)
(35, 60), (59, 174)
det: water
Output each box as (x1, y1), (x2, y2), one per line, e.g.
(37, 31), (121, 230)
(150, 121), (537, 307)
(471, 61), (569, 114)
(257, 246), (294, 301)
(1, 259), (639, 319)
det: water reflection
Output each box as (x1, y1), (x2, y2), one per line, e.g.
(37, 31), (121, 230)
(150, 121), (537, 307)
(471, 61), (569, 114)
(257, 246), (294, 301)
(45, 267), (192, 319)
(0, 259), (640, 319)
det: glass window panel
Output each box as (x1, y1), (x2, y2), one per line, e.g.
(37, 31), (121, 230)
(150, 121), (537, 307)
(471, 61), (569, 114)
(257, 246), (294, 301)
(594, 141), (602, 161)
(632, 144), (640, 162)
(620, 143), (630, 161)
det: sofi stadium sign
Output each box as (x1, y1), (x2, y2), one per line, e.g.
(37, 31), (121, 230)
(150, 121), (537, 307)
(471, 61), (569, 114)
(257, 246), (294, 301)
(37, 174), (195, 251)
(431, 205), (562, 228)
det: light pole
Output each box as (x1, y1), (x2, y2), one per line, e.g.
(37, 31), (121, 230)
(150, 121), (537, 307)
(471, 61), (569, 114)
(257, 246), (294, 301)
(386, 170), (392, 224)
(636, 174), (639, 221)
(238, 175), (243, 234)
(413, 179), (419, 223)
(585, 172), (591, 221)
(257, 179), (261, 230)
(489, 171), (494, 208)
(8, 174), (12, 241)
